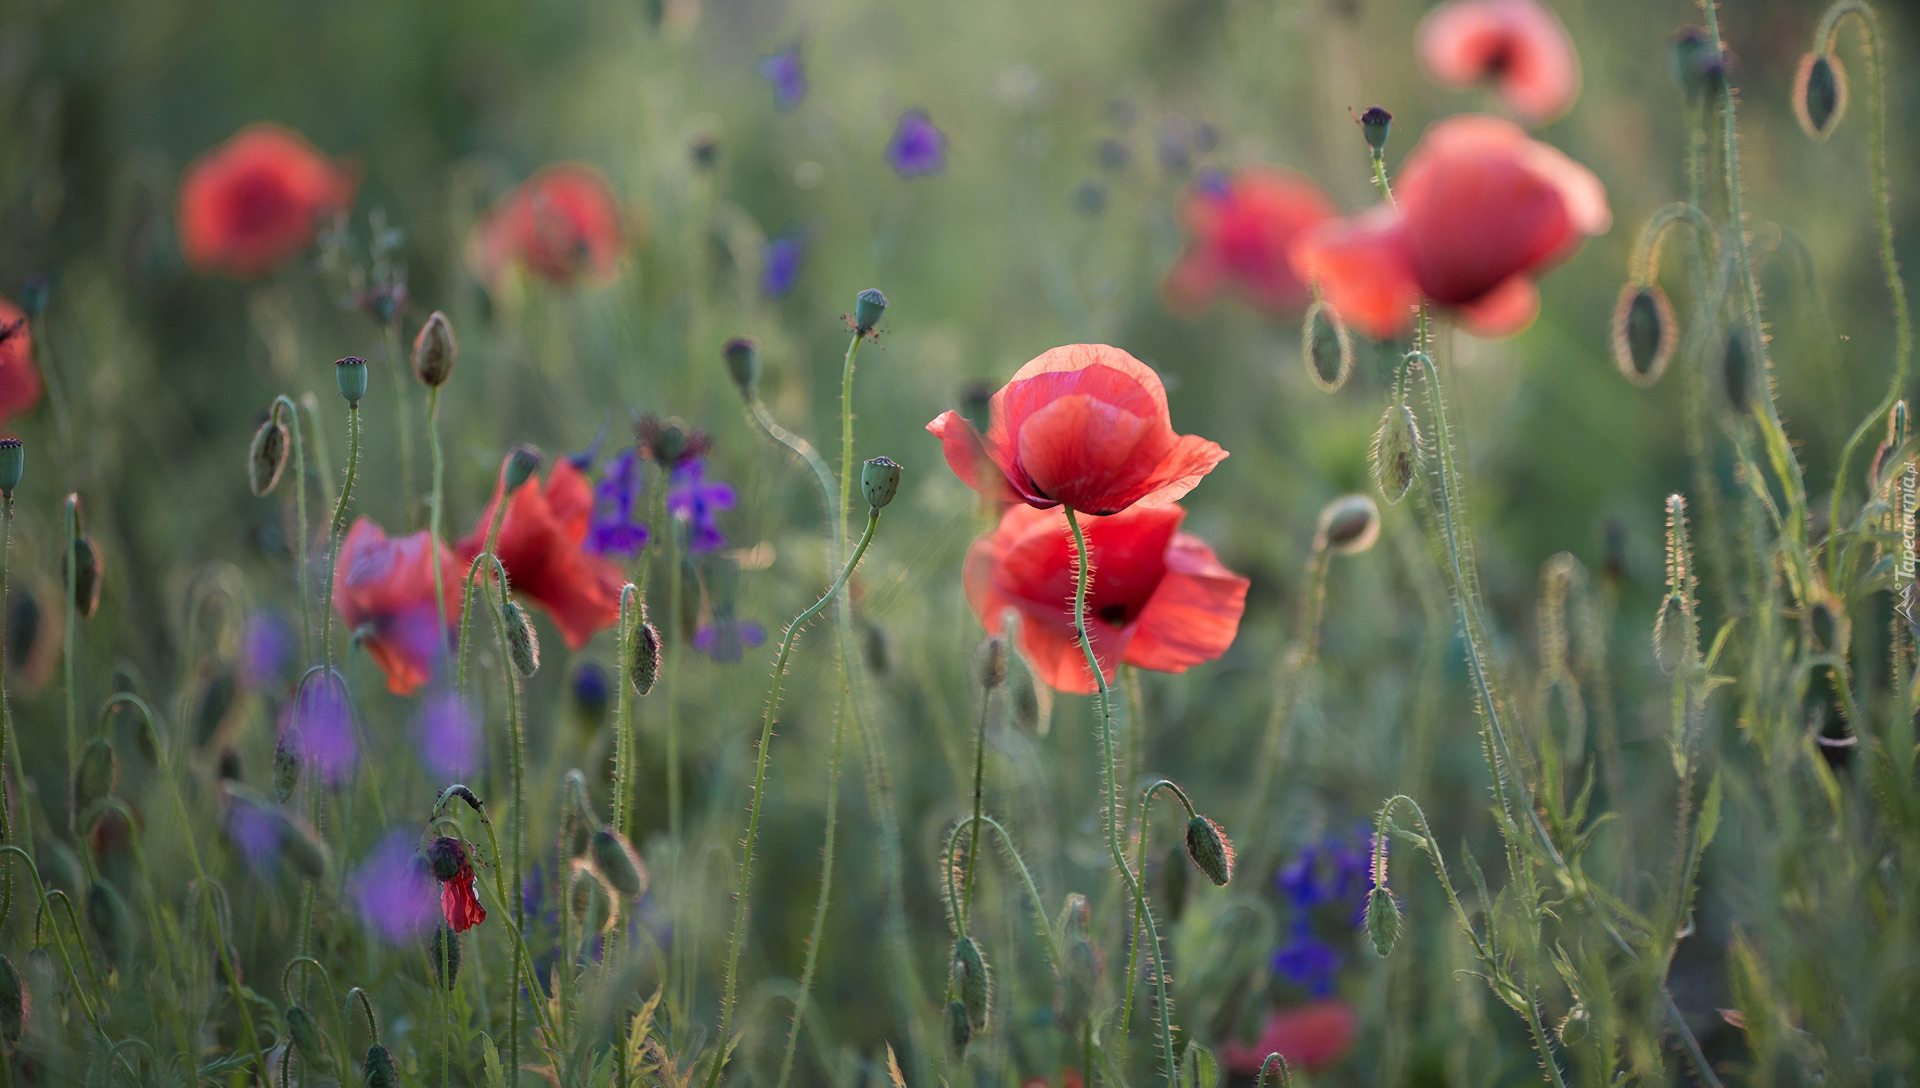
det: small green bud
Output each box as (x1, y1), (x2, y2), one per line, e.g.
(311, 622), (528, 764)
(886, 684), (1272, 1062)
(273, 733), (302, 802)
(502, 600), (540, 677)
(363, 1043), (398, 1088)
(628, 620), (661, 696)
(974, 635), (1007, 691)
(1365, 885), (1401, 957)
(568, 860), (615, 933)
(1795, 52), (1846, 141)
(953, 936), (991, 1031)
(86, 881), (132, 966)
(334, 356), (369, 405)
(1358, 105), (1392, 155)
(1055, 935), (1100, 1034)
(412, 311), (458, 387)
(65, 534), (103, 619)
(429, 925), (462, 990)
(1652, 593), (1696, 675)
(854, 288), (888, 334)
(1302, 300), (1354, 393)
(1315, 494), (1380, 555)
(0, 954), (26, 1049)
(1612, 283), (1677, 387)
(862, 456), (902, 510)
(946, 999), (971, 1053)
(286, 1005), (331, 1071)
(590, 827), (649, 899)
(0, 438), (24, 497)
(248, 415), (291, 496)
(505, 443), (543, 491)
(1184, 814), (1234, 887)
(1557, 1003), (1591, 1046)
(1371, 403), (1421, 505)
(721, 336), (760, 397)
(73, 738), (118, 820)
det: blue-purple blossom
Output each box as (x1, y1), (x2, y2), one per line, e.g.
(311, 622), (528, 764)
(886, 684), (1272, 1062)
(240, 610), (295, 690)
(761, 234), (805, 298)
(414, 692), (481, 780)
(759, 48), (806, 109)
(573, 662), (611, 715)
(1277, 847), (1328, 908)
(668, 458), (736, 554)
(226, 794), (282, 873)
(695, 612), (766, 664)
(585, 448), (649, 557)
(281, 674), (356, 787)
(886, 110), (947, 177)
(1272, 919), (1341, 998)
(350, 829), (440, 944)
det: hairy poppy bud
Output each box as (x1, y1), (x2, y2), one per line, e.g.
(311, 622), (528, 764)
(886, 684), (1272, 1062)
(1371, 403), (1421, 505)
(505, 444), (543, 492)
(946, 999), (971, 1053)
(428, 925), (462, 990)
(73, 738), (118, 821)
(975, 636), (1007, 691)
(273, 732), (301, 802)
(1366, 885), (1401, 957)
(862, 456), (902, 510)
(1359, 105), (1392, 154)
(1558, 1003), (1591, 1046)
(0, 955), (25, 1049)
(629, 620), (661, 695)
(590, 828), (648, 898)
(286, 1005), (330, 1071)
(1794, 52), (1846, 141)
(86, 881), (132, 966)
(334, 356), (368, 406)
(1055, 934), (1100, 1034)
(502, 600), (540, 677)
(568, 860), (615, 933)
(248, 416), (291, 496)
(0, 438), (21, 497)
(363, 1043), (398, 1088)
(1652, 593), (1695, 675)
(1722, 332), (1750, 412)
(1303, 301), (1354, 393)
(1612, 284), (1677, 387)
(1160, 842), (1190, 924)
(1315, 494), (1380, 555)
(854, 288), (888, 334)
(65, 534), (103, 619)
(563, 768), (597, 826)
(1184, 814), (1234, 886)
(722, 337), (759, 397)
(953, 936), (991, 1031)
(412, 311), (457, 387)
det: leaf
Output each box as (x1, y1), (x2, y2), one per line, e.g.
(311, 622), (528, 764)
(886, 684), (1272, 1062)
(481, 1033), (509, 1088)
(1696, 771), (1724, 856)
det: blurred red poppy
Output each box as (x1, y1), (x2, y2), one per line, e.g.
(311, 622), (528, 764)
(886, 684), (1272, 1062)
(1019, 1073), (1084, 1088)
(458, 459), (625, 651)
(1221, 999), (1360, 1076)
(441, 861), (486, 932)
(1291, 115), (1608, 339)
(928, 344), (1227, 516)
(1418, 0), (1580, 123)
(467, 164), (626, 286)
(0, 296), (44, 425)
(178, 124), (356, 279)
(1164, 168), (1334, 317)
(965, 503), (1247, 695)
(332, 518), (460, 696)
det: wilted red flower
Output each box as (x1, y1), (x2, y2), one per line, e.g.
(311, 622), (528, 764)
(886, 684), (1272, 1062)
(965, 503), (1248, 695)
(1221, 999), (1360, 1075)
(332, 518), (460, 696)
(425, 835), (487, 932)
(0, 297), (44, 425)
(177, 124), (356, 279)
(1164, 168), (1335, 317)
(927, 344), (1227, 516)
(458, 459), (624, 651)
(467, 164), (625, 286)
(1418, 0), (1580, 124)
(1291, 115), (1608, 339)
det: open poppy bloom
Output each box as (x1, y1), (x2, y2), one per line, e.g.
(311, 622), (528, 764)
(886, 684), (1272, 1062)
(1418, 0), (1580, 124)
(1164, 168), (1334, 317)
(467, 163), (625, 286)
(177, 124), (356, 279)
(458, 459), (625, 651)
(1221, 999), (1360, 1075)
(0, 296), (44, 425)
(425, 836), (487, 933)
(332, 519), (460, 696)
(965, 503), (1248, 694)
(1290, 115), (1608, 340)
(928, 344), (1227, 516)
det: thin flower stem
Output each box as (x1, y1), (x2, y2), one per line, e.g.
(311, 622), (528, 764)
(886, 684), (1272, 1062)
(1063, 505), (1177, 1085)
(1240, 543), (1331, 853)
(427, 386), (452, 675)
(429, 787), (558, 1044)
(1254, 1054), (1292, 1088)
(958, 677), (991, 931)
(773, 682), (847, 1088)
(302, 394), (337, 513)
(706, 506), (883, 1088)
(0, 500), (16, 931)
(383, 318), (417, 529)
(479, 557), (527, 1081)
(614, 584), (640, 841)
(455, 459), (512, 695)
(272, 395), (314, 663)
(1121, 780), (1199, 1036)
(0, 846), (101, 1036)
(938, 814), (1065, 974)
(61, 494), (78, 835)
(321, 405), (362, 673)
(664, 518), (683, 845)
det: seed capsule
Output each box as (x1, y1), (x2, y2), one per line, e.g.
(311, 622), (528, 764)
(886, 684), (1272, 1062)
(1302, 301), (1354, 393)
(854, 288), (888, 334)
(590, 828), (649, 899)
(504, 444), (543, 491)
(862, 456), (902, 510)
(1794, 52), (1846, 141)
(953, 936), (991, 1031)
(1365, 885), (1401, 957)
(334, 356), (369, 406)
(628, 621), (661, 696)
(1359, 105), (1393, 154)
(1372, 403), (1422, 505)
(412, 311), (458, 387)
(1184, 814), (1234, 886)
(502, 600), (540, 677)
(721, 337), (759, 397)
(1612, 283), (1677, 387)
(249, 416), (290, 496)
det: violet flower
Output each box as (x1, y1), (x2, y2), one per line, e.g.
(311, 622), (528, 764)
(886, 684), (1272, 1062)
(667, 458), (736, 554)
(350, 829), (441, 944)
(886, 110), (947, 177)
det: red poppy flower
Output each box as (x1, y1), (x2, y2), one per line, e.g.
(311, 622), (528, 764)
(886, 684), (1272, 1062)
(927, 344), (1227, 516)
(332, 518), (460, 696)
(1290, 115), (1608, 339)
(1164, 168), (1335, 317)
(1418, 0), (1580, 124)
(0, 296), (44, 425)
(440, 862), (487, 931)
(177, 124), (356, 279)
(1221, 999), (1360, 1076)
(1020, 1073), (1084, 1088)
(458, 459), (625, 651)
(467, 164), (625, 287)
(964, 503), (1247, 695)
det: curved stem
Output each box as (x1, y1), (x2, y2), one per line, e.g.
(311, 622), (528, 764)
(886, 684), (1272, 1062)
(958, 677), (992, 933)
(1063, 506), (1178, 1085)
(0, 845), (101, 1035)
(480, 557), (526, 1080)
(939, 815), (1065, 975)
(1121, 780), (1200, 1038)
(272, 395), (314, 663)
(346, 986), (380, 1046)
(1254, 1054), (1293, 1088)
(321, 406), (362, 673)
(455, 460), (512, 696)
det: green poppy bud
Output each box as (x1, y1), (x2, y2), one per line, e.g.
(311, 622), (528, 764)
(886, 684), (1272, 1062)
(590, 827), (649, 899)
(1184, 814), (1234, 886)
(1794, 52), (1846, 141)
(1612, 283), (1677, 387)
(1315, 494), (1380, 555)
(953, 936), (991, 1031)
(1372, 404), (1421, 506)
(974, 635), (1007, 691)
(628, 620), (661, 696)
(946, 999), (971, 1053)
(65, 534), (103, 619)
(429, 925), (462, 990)
(1365, 885), (1401, 957)
(363, 1043), (398, 1088)
(334, 356), (369, 405)
(286, 1005), (331, 1071)
(0, 954), (26, 1049)
(502, 600), (540, 677)
(1303, 301), (1353, 393)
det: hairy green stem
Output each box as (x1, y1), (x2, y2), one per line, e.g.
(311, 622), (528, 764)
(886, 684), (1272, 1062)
(427, 386), (451, 675)
(271, 395), (314, 662)
(62, 494), (77, 834)
(321, 405), (362, 672)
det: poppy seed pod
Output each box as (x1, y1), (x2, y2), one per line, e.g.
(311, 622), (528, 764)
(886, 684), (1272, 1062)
(0, 954), (25, 1049)
(953, 935), (991, 1031)
(1315, 494), (1381, 555)
(248, 416), (291, 496)
(501, 600), (540, 677)
(412, 311), (457, 387)
(1302, 301), (1354, 393)
(1366, 884), (1401, 957)
(363, 1043), (398, 1088)
(1794, 52), (1847, 141)
(334, 356), (368, 405)
(286, 1005), (330, 1071)
(721, 337), (759, 397)
(504, 443), (544, 492)
(590, 828), (648, 898)
(1612, 283), (1677, 387)
(629, 620), (661, 695)
(1359, 105), (1392, 154)
(0, 438), (21, 497)
(65, 535), (103, 619)
(854, 288), (888, 334)
(862, 456), (902, 510)
(1184, 814), (1234, 886)
(72, 738), (118, 821)
(428, 925), (462, 990)
(1372, 403), (1422, 505)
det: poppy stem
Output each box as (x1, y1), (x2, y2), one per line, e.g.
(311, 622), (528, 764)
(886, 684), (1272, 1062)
(958, 667), (991, 933)
(706, 505), (883, 1088)
(321, 405), (362, 676)
(0, 846), (101, 1038)
(938, 814), (1064, 973)
(61, 493), (77, 834)
(0, 496), (17, 933)
(454, 455), (514, 697)
(1254, 1053), (1292, 1088)
(1121, 779), (1200, 1029)
(613, 584), (640, 842)
(427, 386), (452, 677)
(1062, 505), (1178, 1085)
(272, 395), (314, 664)
(383, 317), (418, 531)
(478, 556), (527, 1081)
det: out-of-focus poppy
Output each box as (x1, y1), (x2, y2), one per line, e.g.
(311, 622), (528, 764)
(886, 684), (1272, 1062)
(1164, 168), (1335, 317)
(178, 124), (356, 279)
(332, 518), (460, 696)
(1291, 115), (1608, 339)
(928, 344), (1227, 516)
(965, 503), (1248, 694)
(0, 296), (44, 426)
(1220, 999), (1360, 1076)
(468, 164), (625, 286)
(1418, 0), (1580, 124)
(459, 459), (624, 651)
(1020, 1073), (1084, 1088)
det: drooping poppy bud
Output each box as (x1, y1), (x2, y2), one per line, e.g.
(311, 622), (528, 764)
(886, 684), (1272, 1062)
(1185, 814), (1234, 886)
(249, 415), (291, 496)
(628, 619), (661, 696)
(424, 836), (468, 884)
(428, 925), (462, 990)
(862, 456), (902, 510)
(1365, 885), (1401, 957)
(286, 1005), (331, 1071)
(1371, 404), (1422, 505)
(589, 828), (648, 898)
(975, 635), (1007, 692)
(412, 311), (457, 387)
(65, 534), (103, 620)
(1302, 301), (1353, 393)
(946, 999), (971, 1053)
(502, 600), (540, 677)
(363, 1043), (398, 1088)
(1315, 494), (1381, 555)
(1652, 593), (1696, 675)
(1612, 283), (1677, 387)
(953, 935), (991, 1031)
(1794, 52), (1847, 141)
(335, 356), (369, 406)
(273, 732), (301, 802)
(0, 954), (26, 1049)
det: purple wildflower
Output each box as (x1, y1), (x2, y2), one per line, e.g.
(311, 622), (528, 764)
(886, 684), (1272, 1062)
(886, 110), (947, 177)
(759, 47), (806, 109)
(226, 794), (282, 873)
(572, 662), (611, 715)
(350, 829), (440, 944)
(280, 674), (356, 787)
(1277, 847), (1327, 909)
(414, 692), (481, 780)
(761, 234), (805, 298)
(1272, 919), (1342, 998)
(668, 458), (736, 554)
(240, 610), (294, 690)
(695, 613), (766, 664)
(585, 448), (649, 557)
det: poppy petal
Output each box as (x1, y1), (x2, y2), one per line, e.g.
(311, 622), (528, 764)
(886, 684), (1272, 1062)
(1125, 533), (1250, 674)
(1456, 276), (1541, 337)
(1014, 395), (1167, 514)
(1290, 208), (1421, 340)
(928, 410), (1022, 503)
